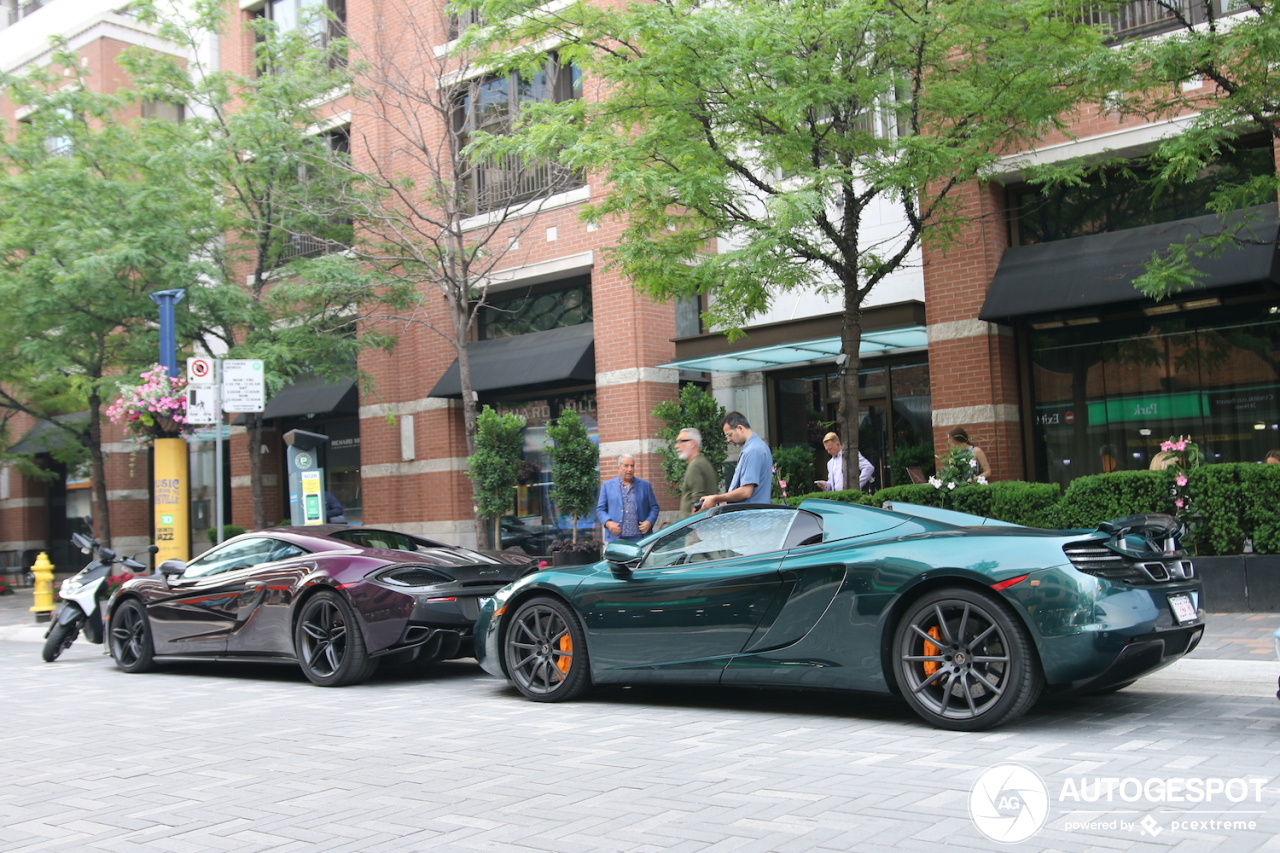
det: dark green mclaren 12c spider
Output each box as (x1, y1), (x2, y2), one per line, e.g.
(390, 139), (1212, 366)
(475, 499), (1204, 730)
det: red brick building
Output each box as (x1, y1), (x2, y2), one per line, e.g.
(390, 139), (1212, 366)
(4, 0), (1277, 566)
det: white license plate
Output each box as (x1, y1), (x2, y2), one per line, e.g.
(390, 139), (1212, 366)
(1169, 593), (1197, 624)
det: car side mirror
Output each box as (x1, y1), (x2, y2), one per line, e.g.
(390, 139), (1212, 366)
(604, 541), (643, 572)
(157, 559), (187, 577)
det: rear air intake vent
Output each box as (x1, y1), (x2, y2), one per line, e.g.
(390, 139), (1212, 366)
(1064, 544), (1189, 585)
(379, 567), (452, 587)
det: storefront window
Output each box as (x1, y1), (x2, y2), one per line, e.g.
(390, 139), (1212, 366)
(771, 360), (931, 490)
(1030, 306), (1280, 487)
(492, 392), (598, 553)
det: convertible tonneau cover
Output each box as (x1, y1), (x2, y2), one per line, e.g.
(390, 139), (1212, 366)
(871, 501), (1023, 529)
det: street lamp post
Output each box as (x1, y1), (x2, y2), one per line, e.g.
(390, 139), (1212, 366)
(150, 289), (189, 562)
(150, 289), (186, 378)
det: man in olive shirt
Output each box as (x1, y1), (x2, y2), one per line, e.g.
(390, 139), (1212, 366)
(676, 427), (718, 515)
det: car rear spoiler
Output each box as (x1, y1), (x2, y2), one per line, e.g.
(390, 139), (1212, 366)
(1095, 514), (1184, 560)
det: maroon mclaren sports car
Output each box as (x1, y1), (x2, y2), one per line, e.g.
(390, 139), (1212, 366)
(105, 526), (532, 686)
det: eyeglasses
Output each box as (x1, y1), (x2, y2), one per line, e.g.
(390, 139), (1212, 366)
(675, 438), (692, 444)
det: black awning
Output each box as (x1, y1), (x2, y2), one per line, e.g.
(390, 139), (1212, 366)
(979, 204), (1280, 322)
(7, 413), (89, 455)
(429, 323), (596, 398)
(262, 375), (358, 420)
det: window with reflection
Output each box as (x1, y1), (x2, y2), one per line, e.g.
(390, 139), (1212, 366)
(453, 55), (584, 214)
(642, 509), (796, 568)
(184, 537), (307, 578)
(479, 276), (591, 340)
(1030, 303), (1280, 487)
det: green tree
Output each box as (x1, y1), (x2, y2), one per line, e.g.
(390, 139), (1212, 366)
(122, 0), (416, 529)
(1106, 1), (1280, 300)
(460, 0), (1115, 490)
(467, 406), (526, 548)
(0, 52), (208, 546)
(545, 408), (599, 543)
(652, 384), (727, 497)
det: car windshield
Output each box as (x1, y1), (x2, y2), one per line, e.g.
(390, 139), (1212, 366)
(184, 537), (307, 578)
(329, 529), (500, 564)
(644, 508), (796, 568)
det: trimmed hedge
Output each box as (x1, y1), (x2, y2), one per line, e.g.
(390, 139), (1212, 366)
(786, 466), (1280, 554)
(1186, 463), (1280, 555)
(786, 489), (876, 507)
(1051, 470), (1174, 530)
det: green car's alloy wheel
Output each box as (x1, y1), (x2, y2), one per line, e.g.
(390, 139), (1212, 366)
(295, 590), (378, 687)
(894, 588), (1043, 731)
(109, 600), (156, 673)
(504, 597), (590, 702)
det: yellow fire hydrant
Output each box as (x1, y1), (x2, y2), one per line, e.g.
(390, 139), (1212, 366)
(29, 551), (54, 623)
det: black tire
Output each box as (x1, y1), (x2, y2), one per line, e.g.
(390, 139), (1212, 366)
(294, 590), (378, 687)
(109, 600), (157, 673)
(42, 618), (81, 663)
(893, 587), (1043, 731)
(503, 596), (590, 702)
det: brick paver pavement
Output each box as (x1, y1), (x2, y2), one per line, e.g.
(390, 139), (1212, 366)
(3, 607), (1280, 853)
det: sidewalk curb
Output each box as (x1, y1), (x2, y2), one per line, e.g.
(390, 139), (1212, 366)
(0, 624), (49, 643)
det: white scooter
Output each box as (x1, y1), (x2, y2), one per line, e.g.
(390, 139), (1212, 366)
(42, 532), (155, 662)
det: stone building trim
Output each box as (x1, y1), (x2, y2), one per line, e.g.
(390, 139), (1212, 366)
(360, 396), (457, 419)
(106, 490), (150, 501)
(933, 405), (1021, 427)
(0, 539), (47, 552)
(362, 458), (468, 479)
(0, 498), (45, 510)
(596, 367), (679, 388)
(229, 476), (278, 489)
(599, 439), (669, 459)
(927, 320), (1013, 343)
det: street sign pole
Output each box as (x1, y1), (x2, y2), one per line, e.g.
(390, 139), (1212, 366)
(214, 360), (224, 545)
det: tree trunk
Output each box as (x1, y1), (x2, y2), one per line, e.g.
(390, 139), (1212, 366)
(86, 396), (112, 548)
(839, 289), (864, 495)
(455, 310), (490, 549)
(248, 412), (266, 530)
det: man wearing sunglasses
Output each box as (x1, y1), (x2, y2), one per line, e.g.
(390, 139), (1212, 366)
(675, 428), (718, 516)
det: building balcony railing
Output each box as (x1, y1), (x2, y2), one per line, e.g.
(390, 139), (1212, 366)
(464, 153), (585, 216)
(1087, 0), (1244, 42)
(277, 226), (352, 265)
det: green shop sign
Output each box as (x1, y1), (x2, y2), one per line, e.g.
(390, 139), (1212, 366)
(1088, 392), (1206, 424)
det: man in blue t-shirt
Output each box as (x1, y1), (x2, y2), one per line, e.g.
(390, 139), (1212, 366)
(700, 412), (773, 509)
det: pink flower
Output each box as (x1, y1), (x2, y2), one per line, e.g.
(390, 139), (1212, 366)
(1160, 441), (1174, 452)
(1176, 475), (1188, 487)
(1175, 498), (1185, 508)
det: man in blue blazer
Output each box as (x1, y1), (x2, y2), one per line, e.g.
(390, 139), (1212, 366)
(596, 454), (659, 542)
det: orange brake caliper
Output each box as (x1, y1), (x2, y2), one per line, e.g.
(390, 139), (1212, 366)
(556, 634), (573, 675)
(922, 626), (942, 677)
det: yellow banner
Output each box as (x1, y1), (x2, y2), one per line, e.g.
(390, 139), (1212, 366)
(153, 437), (190, 562)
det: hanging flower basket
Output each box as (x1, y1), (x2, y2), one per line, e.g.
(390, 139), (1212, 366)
(106, 366), (194, 444)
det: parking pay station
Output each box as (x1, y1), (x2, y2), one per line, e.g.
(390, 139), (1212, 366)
(284, 429), (329, 526)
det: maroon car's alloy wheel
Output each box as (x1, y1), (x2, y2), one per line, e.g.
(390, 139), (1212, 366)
(109, 600), (156, 673)
(294, 590), (378, 687)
